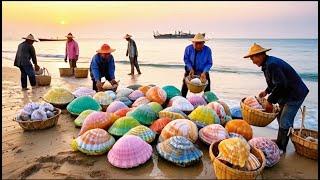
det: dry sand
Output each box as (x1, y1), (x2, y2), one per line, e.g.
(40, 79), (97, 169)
(2, 66), (318, 179)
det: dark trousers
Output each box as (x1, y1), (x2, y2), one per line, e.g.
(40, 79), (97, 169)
(181, 71), (211, 97)
(19, 65), (36, 88)
(129, 56), (141, 74)
(69, 60), (77, 74)
(92, 80), (98, 91)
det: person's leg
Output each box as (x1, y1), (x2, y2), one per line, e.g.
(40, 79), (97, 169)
(204, 72), (211, 92)
(24, 65), (36, 87)
(181, 71), (189, 97)
(92, 80), (98, 91)
(133, 56), (141, 74)
(69, 60), (75, 74)
(128, 57), (134, 75)
(19, 66), (28, 89)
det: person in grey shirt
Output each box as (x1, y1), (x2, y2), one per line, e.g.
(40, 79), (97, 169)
(14, 34), (40, 90)
(124, 34), (142, 75)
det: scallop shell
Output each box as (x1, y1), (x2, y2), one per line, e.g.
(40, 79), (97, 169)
(225, 119), (253, 141)
(116, 88), (134, 98)
(67, 96), (101, 116)
(149, 117), (172, 134)
(108, 117), (141, 136)
(71, 128), (115, 155)
(128, 90), (144, 101)
(115, 97), (132, 107)
(31, 109), (47, 120)
(190, 78), (202, 85)
(127, 84), (142, 90)
(72, 87), (96, 98)
(126, 104), (158, 125)
(199, 124), (229, 145)
(187, 95), (207, 108)
(138, 86), (151, 96)
(228, 132), (248, 142)
(248, 137), (280, 167)
(244, 96), (263, 109)
(158, 107), (189, 120)
(38, 103), (54, 112)
(146, 86), (167, 105)
(245, 153), (261, 171)
(162, 85), (181, 100)
(124, 125), (156, 143)
(217, 137), (250, 167)
(43, 87), (74, 105)
(159, 119), (198, 143)
(74, 110), (96, 127)
(93, 92), (113, 106)
(23, 102), (40, 115)
(103, 81), (113, 90)
(230, 106), (243, 119)
(202, 91), (219, 103)
(106, 101), (128, 113)
(79, 112), (118, 135)
(105, 90), (116, 100)
(206, 102), (226, 120)
(157, 136), (203, 167)
(113, 108), (131, 117)
(217, 100), (232, 116)
(171, 97), (194, 112)
(132, 97), (150, 107)
(188, 106), (220, 128)
(107, 135), (152, 168)
(167, 96), (186, 107)
(147, 102), (163, 114)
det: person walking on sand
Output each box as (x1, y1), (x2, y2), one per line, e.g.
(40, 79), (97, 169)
(124, 34), (141, 75)
(64, 32), (79, 74)
(14, 34), (40, 91)
(244, 43), (309, 154)
(90, 43), (118, 92)
(181, 33), (213, 97)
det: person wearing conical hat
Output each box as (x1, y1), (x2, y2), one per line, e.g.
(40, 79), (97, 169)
(244, 43), (309, 154)
(124, 34), (142, 75)
(90, 43), (118, 92)
(64, 32), (79, 74)
(14, 34), (40, 91)
(181, 33), (212, 97)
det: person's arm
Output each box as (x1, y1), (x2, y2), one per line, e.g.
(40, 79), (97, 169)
(74, 41), (79, 60)
(65, 42), (68, 62)
(203, 47), (213, 73)
(183, 46), (192, 71)
(30, 45), (38, 65)
(90, 55), (101, 82)
(126, 43), (129, 56)
(267, 63), (288, 104)
(133, 40), (138, 57)
(108, 56), (116, 80)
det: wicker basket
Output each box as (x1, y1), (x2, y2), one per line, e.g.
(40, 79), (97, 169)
(290, 128), (318, 160)
(14, 108), (61, 131)
(59, 68), (73, 77)
(240, 97), (279, 127)
(36, 68), (51, 86)
(185, 75), (208, 93)
(209, 142), (266, 179)
(74, 68), (89, 78)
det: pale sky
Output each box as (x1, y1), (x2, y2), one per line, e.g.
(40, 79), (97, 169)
(2, 1), (318, 39)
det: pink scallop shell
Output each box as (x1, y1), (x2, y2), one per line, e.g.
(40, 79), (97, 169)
(199, 124), (229, 145)
(106, 101), (128, 113)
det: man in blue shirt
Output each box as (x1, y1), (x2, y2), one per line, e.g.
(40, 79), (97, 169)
(90, 44), (118, 91)
(181, 33), (213, 97)
(244, 43), (309, 153)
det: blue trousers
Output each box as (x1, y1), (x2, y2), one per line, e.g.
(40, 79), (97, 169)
(19, 65), (36, 88)
(277, 98), (305, 129)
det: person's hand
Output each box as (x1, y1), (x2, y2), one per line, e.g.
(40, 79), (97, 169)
(75, 55), (79, 61)
(259, 90), (267, 98)
(64, 57), (67, 62)
(265, 101), (273, 113)
(200, 72), (206, 83)
(189, 69), (194, 78)
(96, 81), (103, 92)
(34, 64), (40, 71)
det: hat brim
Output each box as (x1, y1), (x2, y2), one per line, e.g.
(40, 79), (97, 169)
(243, 48), (271, 58)
(124, 36), (132, 39)
(96, 49), (116, 54)
(22, 37), (38, 42)
(65, 35), (75, 38)
(190, 39), (209, 42)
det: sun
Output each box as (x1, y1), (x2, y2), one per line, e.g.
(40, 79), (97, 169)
(60, 20), (66, 25)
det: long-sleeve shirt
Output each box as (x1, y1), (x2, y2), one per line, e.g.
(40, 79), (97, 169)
(262, 55), (309, 105)
(65, 40), (79, 60)
(89, 54), (115, 82)
(183, 44), (213, 74)
(126, 39), (138, 57)
(14, 41), (37, 67)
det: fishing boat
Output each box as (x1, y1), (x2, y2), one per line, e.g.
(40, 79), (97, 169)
(153, 30), (205, 39)
(38, 37), (67, 41)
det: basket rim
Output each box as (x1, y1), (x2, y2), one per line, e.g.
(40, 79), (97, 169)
(209, 142), (266, 175)
(74, 68), (89, 70)
(240, 98), (279, 115)
(185, 77), (208, 87)
(291, 128), (318, 146)
(15, 108), (61, 123)
(43, 99), (73, 106)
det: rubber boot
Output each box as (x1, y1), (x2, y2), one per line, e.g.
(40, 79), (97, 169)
(276, 127), (290, 153)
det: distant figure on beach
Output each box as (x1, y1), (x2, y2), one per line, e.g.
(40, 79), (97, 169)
(181, 33), (213, 97)
(244, 43), (309, 153)
(64, 32), (79, 74)
(90, 44), (118, 92)
(124, 34), (142, 75)
(14, 34), (40, 91)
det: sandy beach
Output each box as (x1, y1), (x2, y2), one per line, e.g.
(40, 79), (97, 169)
(2, 65), (318, 179)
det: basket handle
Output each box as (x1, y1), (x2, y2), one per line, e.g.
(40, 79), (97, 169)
(43, 67), (50, 76)
(298, 106), (306, 137)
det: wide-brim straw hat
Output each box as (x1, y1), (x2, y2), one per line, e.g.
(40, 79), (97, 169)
(22, 34), (38, 42)
(244, 43), (271, 58)
(65, 33), (75, 38)
(190, 33), (209, 42)
(96, 44), (116, 54)
(124, 34), (132, 39)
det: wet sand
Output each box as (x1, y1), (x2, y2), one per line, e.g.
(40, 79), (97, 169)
(2, 66), (318, 179)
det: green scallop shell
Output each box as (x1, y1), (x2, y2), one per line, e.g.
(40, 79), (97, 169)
(67, 96), (102, 116)
(162, 85), (181, 100)
(202, 91), (219, 103)
(108, 117), (141, 136)
(148, 102), (163, 114)
(74, 110), (96, 127)
(124, 125), (156, 143)
(126, 104), (158, 125)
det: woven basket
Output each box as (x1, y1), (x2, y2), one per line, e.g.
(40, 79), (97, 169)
(36, 68), (51, 86)
(290, 128), (318, 160)
(74, 68), (89, 78)
(240, 97), (279, 127)
(209, 142), (266, 179)
(59, 68), (73, 77)
(14, 108), (61, 131)
(185, 75), (208, 93)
